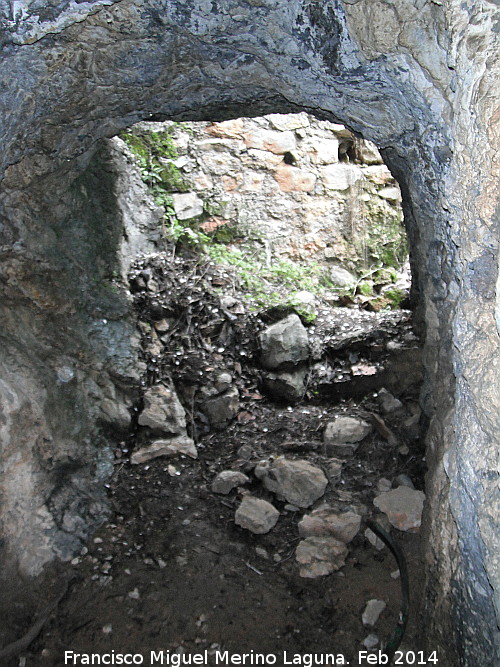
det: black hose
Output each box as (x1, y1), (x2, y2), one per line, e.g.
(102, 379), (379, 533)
(366, 519), (410, 664)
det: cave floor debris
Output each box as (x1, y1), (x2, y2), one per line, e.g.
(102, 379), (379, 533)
(22, 252), (426, 667)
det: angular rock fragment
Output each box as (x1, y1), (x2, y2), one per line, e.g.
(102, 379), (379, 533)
(131, 436), (197, 465)
(378, 387), (404, 414)
(373, 486), (425, 532)
(323, 416), (372, 456)
(295, 536), (348, 578)
(211, 470), (250, 495)
(329, 265), (357, 288)
(393, 473), (415, 489)
(172, 192), (204, 220)
(362, 599), (386, 626)
(259, 314), (309, 370)
(255, 457), (328, 508)
(298, 508), (361, 543)
(202, 386), (239, 427)
(262, 367), (307, 403)
(138, 384), (187, 434)
(234, 496), (280, 534)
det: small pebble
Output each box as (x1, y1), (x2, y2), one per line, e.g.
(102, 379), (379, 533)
(362, 599), (386, 626)
(363, 634), (379, 649)
(102, 624), (113, 634)
(128, 588), (140, 599)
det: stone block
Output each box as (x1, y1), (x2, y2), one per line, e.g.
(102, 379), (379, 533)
(321, 164), (363, 190)
(273, 165), (316, 192)
(295, 536), (348, 578)
(172, 192), (204, 220)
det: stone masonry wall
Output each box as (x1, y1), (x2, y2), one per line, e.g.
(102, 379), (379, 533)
(159, 114), (403, 274)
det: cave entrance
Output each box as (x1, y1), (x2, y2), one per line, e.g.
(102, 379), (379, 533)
(21, 115), (425, 665)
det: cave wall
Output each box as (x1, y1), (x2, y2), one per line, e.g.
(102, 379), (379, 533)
(0, 1), (499, 664)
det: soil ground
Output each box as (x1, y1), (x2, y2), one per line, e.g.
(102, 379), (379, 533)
(4, 253), (426, 667)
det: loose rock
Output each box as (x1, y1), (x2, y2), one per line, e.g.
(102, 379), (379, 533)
(298, 508), (361, 543)
(262, 367), (307, 403)
(324, 416), (372, 456)
(131, 436), (197, 464)
(234, 496), (280, 534)
(295, 536), (348, 578)
(138, 384), (187, 435)
(211, 470), (250, 495)
(202, 386), (239, 427)
(329, 265), (357, 288)
(393, 474), (415, 489)
(259, 314), (309, 370)
(255, 457), (328, 508)
(362, 634), (380, 649)
(362, 599), (386, 626)
(373, 486), (425, 532)
(378, 388), (404, 414)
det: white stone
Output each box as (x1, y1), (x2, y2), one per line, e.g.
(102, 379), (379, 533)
(234, 496), (279, 534)
(362, 599), (386, 626)
(295, 536), (348, 578)
(321, 164), (363, 190)
(131, 436), (197, 464)
(243, 128), (296, 154)
(298, 508), (361, 543)
(171, 192), (204, 220)
(324, 416), (372, 444)
(364, 527), (385, 551)
(329, 265), (357, 287)
(378, 186), (401, 203)
(255, 457), (328, 508)
(266, 113), (310, 131)
(362, 634), (379, 649)
(312, 138), (339, 164)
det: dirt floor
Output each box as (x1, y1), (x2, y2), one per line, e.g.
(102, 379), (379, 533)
(4, 252), (427, 667)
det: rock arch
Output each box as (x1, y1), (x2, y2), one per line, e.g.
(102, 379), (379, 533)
(0, 1), (498, 664)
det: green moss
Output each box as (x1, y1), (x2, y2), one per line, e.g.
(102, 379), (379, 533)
(121, 127), (189, 193)
(383, 287), (406, 309)
(358, 281), (373, 296)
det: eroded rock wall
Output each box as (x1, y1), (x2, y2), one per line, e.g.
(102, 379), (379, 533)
(0, 139), (160, 575)
(0, 1), (498, 663)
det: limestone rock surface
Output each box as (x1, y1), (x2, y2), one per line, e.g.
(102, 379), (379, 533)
(138, 385), (187, 435)
(234, 496), (280, 534)
(295, 537), (348, 578)
(374, 487), (425, 532)
(255, 457), (328, 508)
